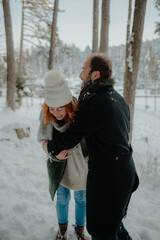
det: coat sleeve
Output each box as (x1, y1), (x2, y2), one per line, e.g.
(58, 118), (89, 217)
(37, 110), (44, 142)
(37, 110), (53, 142)
(47, 101), (95, 155)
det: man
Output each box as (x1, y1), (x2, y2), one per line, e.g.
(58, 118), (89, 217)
(43, 54), (139, 240)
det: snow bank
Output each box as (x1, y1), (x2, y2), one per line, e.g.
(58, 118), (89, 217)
(0, 96), (160, 240)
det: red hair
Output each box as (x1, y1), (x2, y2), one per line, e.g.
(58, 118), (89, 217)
(42, 99), (78, 125)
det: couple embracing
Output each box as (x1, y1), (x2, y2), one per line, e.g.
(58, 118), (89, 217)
(37, 54), (139, 240)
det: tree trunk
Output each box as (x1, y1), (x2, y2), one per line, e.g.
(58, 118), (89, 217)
(144, 77), (148, 110)
(2, 0), (16, 110)
(124, 0), (132, 75)
(16, 0), (25, 108)
(18, 0), (25, 78)
(123, 0), (147, 142)
(154, 80), (157, 112)
(48, 0), (59, 70)
(92, 0), (99, 53)
(99, 0), (110, 55)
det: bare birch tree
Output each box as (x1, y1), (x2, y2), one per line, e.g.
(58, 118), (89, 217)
(48, 0), (59, 70)
(92, 0), (99, 53)
(22, 0), (63, 67)
(2, 0), (15, 110)
(99, 0), (110, 55)
(123, 0), (147, 142)
(23, 0), (53, 46)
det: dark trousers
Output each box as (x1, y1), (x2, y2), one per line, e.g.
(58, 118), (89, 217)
(91, 234), (118, 240)
(91, 221), (132, 240)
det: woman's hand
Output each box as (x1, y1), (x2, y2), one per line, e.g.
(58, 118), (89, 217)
(42, 140), (49, 155)
(56, 150), (71, 160)
(42, 140), (71, 160)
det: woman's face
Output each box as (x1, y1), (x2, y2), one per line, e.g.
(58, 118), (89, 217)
(49, 106), (67, 120)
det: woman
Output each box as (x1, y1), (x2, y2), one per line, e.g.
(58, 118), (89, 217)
(37, 69), (88, 240)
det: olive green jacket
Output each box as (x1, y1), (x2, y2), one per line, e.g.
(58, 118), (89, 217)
(47, 155), (67, 200)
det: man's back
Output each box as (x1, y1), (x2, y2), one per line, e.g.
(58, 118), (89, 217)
(76, 83), (139, 238)
(84, 84), (130, 160)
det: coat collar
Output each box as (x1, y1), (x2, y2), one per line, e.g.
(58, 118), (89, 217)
(78, 77), (115, 104)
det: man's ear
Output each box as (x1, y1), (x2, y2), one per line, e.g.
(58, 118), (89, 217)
(92, 71), (100, 80)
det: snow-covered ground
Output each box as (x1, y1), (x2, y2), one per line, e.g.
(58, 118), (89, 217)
(0, 95), (160, 240)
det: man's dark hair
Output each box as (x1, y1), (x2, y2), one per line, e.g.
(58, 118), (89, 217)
(89, 54), (112, 79)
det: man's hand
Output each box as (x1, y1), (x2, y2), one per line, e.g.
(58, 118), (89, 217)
(56, 150), (71, 160)
(42, 140), (49, 155)
(42, 140), (71, 160)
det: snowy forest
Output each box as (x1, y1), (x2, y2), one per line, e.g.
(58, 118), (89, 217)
(0, 0), (160, 240)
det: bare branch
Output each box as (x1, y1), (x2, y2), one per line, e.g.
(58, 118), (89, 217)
(23, 38), (38, 46)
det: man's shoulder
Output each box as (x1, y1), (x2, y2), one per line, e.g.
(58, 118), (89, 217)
(79, 87), (127, 109)
(87, 89), (116, 105)
(91, 89), (128, 111)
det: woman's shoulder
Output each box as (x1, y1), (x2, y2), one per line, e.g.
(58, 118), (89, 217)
(39, 108), (44, 121)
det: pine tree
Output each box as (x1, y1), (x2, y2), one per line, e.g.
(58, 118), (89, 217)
(2, 0), (16, 110)
(48, 0), (59, 70)
(154, 0), (160, 35)
(123, 0), (147, 142)
(99, 0), (110, 55)
(92, 0), (99, 53)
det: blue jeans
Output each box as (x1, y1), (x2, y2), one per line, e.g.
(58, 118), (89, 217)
(91, 221), (132, 240)
(56, 184), (86, 227)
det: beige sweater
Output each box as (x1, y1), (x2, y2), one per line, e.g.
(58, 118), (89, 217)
(37, 112), (88, 190)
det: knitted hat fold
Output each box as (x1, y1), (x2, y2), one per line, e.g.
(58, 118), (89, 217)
(44, 69), (72, 107)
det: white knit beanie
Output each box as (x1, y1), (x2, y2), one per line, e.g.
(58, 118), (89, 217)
(44, 69), (72, 107)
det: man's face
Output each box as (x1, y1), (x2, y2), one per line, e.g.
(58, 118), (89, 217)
(79, 59), (92, 87)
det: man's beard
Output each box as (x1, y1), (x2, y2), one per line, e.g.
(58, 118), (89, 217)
(81, 73), (92, 88)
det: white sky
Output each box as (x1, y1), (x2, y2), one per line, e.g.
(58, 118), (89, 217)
(0, 0), (159, 51)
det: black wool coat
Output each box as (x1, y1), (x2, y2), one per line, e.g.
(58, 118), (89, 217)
(48, 84), (139, 238)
